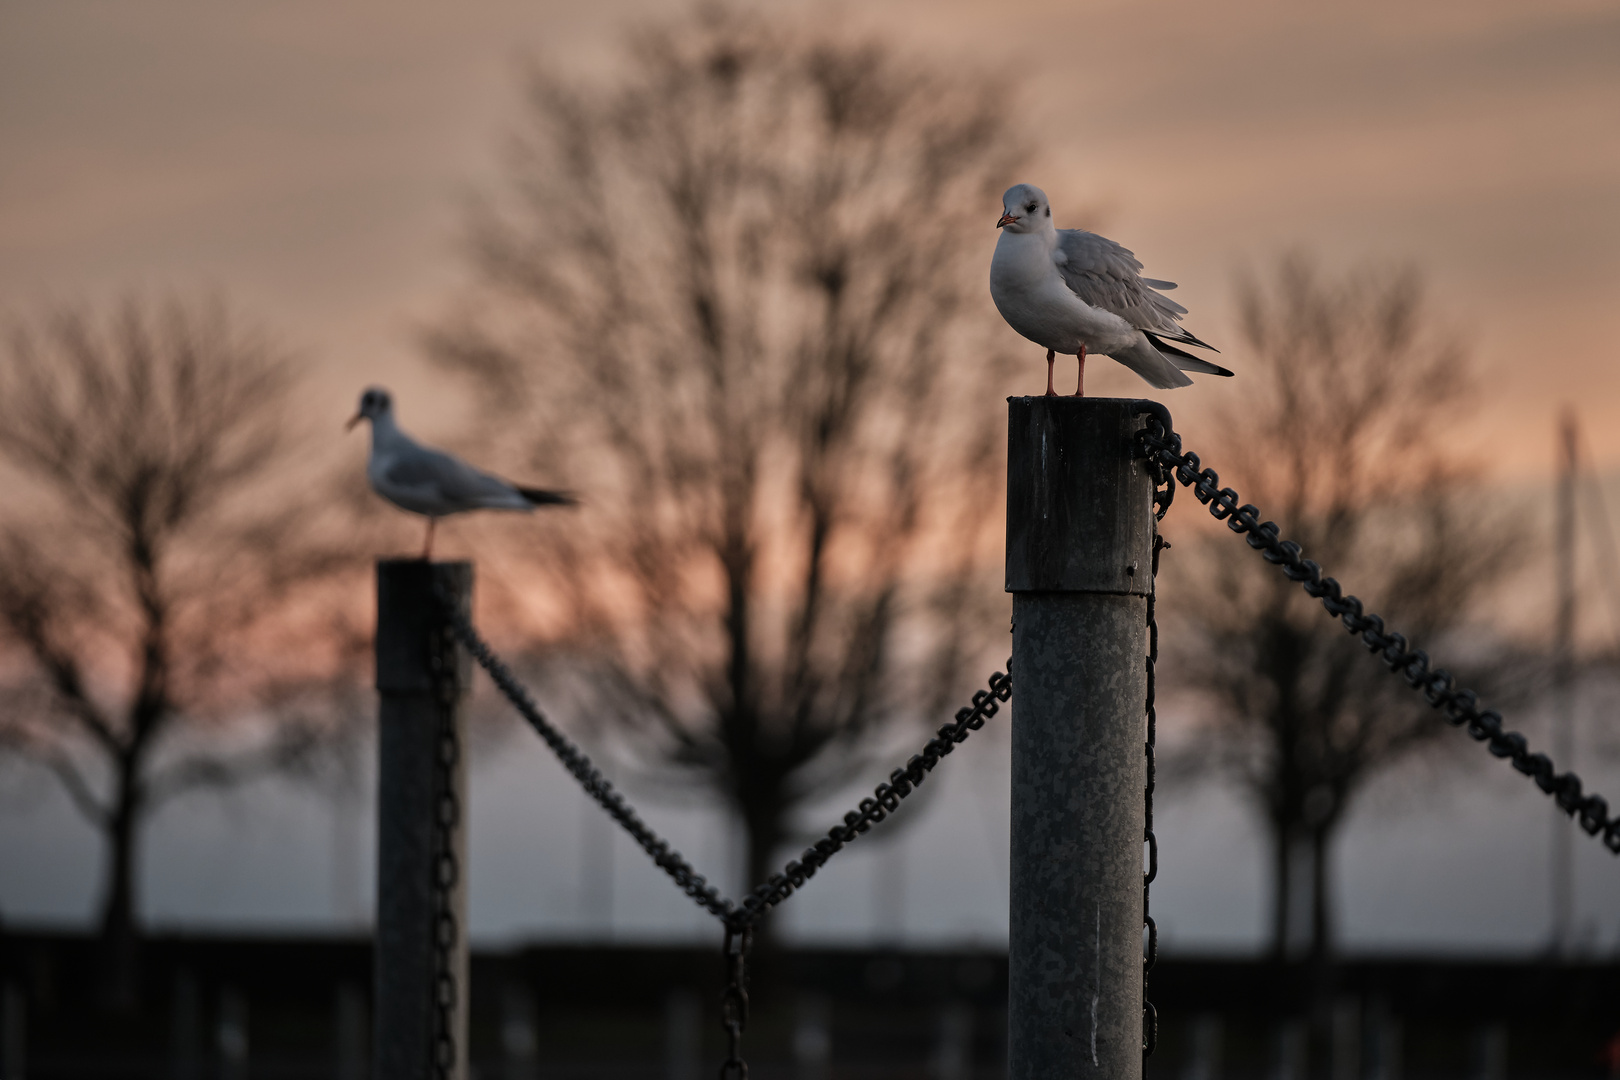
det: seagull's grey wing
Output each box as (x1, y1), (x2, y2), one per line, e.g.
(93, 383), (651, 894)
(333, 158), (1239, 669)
(1055, 229), (1215, 350)
(383, 446), (527, 510)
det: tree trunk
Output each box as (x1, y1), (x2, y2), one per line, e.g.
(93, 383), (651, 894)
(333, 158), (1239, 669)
(1308, 824), (1332, 968)
(741, 801), (785, 942)
(97, 755), (143, 1013)
(1305, 824), (1338, 1076)
(1268, 821), (1291, 964)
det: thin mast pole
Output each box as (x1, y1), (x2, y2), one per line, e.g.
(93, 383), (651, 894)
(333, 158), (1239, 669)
(1552, 410), (1577, 956)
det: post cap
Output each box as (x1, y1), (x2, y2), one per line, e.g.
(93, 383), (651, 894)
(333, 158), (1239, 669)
(1004, 397), (1154, 596)
(375, 560), (474, 694)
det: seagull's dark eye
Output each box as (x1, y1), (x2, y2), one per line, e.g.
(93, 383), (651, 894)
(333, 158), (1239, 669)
(1026, 202), (1037, 212)
(1045, 207), (1051, 216)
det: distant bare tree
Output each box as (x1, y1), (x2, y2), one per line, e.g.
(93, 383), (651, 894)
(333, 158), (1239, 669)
(1166, 256), (1525, 970)
(430, 8), (1029, 908)
(0, 297), (363, 1006)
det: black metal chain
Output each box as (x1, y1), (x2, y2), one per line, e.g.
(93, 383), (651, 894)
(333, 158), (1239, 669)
(728, 661), (1012, 930)
(444, 601), (1014, 927)
(1141, 528), (1166, 1061)
(442, 606), (737, 922)
(441, 596), (1013, 1075)
(429, 619), (462, 1080)
(1132, 405), (1620, 854)
(718, 926), (752, 1080)
(1140, 415), (1178, 1063)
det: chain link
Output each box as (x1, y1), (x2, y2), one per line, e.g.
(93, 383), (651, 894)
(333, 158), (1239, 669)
(1133, 406), (1620, 855)
(718, 926), (752, 1080)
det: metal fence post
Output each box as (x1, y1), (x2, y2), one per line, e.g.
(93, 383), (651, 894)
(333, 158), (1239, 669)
(1006, 397), (1151, 1080)
(375, 559), (472, 1080)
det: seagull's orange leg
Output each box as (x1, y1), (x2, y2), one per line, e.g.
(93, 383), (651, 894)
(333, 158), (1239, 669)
(1045, 349), (1057, 397)
(421, 518), (437, 561)
(1073, 345), (1087, 398)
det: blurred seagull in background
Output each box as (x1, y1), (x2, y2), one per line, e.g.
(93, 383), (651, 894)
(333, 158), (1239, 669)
(990, 183), (1231, 396)
(347, 386), (575, 559)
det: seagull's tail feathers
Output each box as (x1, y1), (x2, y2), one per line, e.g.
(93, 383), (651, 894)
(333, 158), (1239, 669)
(1143, 331), (1235, 377)
(1114, 336), (1194, 390)
(518, 487), (578, 508)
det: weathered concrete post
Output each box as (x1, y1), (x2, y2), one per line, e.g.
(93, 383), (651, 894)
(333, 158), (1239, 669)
(375, 560), (472, 1080)
(1006, 397), (1151, 1080)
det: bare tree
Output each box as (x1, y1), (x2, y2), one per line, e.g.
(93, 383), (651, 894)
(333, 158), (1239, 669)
(430, 8), (1029, 908)
(0, 296), (363, 1006)
(1165, 255), (1525, 970)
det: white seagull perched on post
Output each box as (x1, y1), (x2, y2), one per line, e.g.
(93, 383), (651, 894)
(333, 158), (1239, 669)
(989, 183), (1231, 396)
(347, 386), (575, 559)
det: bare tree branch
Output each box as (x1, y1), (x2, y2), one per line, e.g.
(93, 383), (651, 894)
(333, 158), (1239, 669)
(142, 720), (326, 808)
(432, 7), (1033, 902)
(40, 750), (111, 827)
(1167, 254), (1528, 971)
(0, 294), (370, 994)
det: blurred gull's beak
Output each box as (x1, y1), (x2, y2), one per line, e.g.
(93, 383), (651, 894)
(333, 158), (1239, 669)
(345, 412), (362, 432)
(996, 211), (1017, 229)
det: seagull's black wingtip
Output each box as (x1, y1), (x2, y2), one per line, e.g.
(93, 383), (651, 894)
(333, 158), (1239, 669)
(519, 487), (578, 507)
(1182, 331), (1220, 354)
(1144, 331), (1234, 377)
(1143, 327), (1220, 355)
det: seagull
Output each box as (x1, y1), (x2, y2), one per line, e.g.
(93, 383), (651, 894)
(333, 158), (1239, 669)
(346, 386), (575, 559)
(990, 183), (1231, 397)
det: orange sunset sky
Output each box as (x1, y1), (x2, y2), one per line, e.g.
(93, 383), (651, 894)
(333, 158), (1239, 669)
(2, 1), (1619, 946)
(1, 0), (1616, 478)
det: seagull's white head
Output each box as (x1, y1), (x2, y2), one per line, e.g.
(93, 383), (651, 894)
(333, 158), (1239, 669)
(996, 183), (1052, 235)
(346, 386), (393, 431)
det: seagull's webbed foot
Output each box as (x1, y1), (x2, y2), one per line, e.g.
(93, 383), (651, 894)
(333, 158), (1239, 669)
(1044, 349), (1057, 397)
(1072, 345), (1087, 398)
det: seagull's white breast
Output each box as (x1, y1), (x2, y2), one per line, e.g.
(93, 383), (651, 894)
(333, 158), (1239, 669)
(990, 230), (1135, 355)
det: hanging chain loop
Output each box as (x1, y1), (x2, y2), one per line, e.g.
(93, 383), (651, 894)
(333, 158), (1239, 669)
(1132, 409), (1620, 854)
(442, 594), (1013, 924)
(438, 587), (1011, 1078)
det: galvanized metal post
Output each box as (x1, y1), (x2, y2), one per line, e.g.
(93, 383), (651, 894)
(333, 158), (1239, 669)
(375, 560), (472, 1080)
(1006, 397), (1151, 1080)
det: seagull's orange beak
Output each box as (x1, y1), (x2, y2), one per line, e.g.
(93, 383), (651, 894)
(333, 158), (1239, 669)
(345, 412), (362, 432)
(996, 211), (1018, 229)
